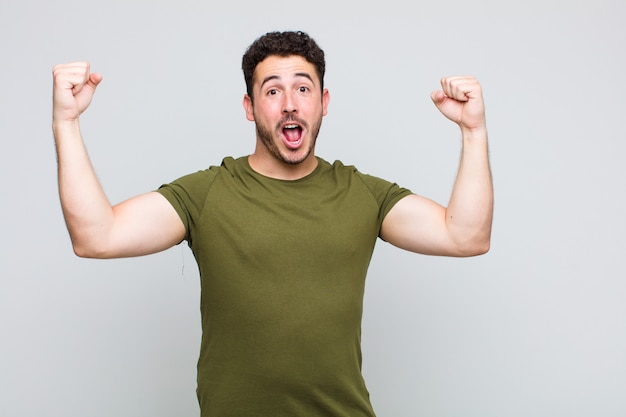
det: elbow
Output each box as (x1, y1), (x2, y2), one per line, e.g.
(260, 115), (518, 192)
(72, 242), (97, 258)
(469, 239), (491, 256)
(451, 220), (492, 257)
(73, 246), (91, 258)
(65, 221), (116, 258)
(453, 234), (491, 257)
(71, 239), (109, 259)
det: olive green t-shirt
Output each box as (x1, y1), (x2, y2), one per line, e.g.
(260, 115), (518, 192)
(157, 156), (411, 417)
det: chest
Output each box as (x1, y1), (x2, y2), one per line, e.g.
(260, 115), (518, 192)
(193, 175), (381, 265)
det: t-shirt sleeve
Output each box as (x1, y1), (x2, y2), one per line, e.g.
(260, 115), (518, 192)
(155, 167), (219, 244)
(356, 171), (413, 225)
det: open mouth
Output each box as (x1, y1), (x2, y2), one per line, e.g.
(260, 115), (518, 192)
(282, 124), (304, 148)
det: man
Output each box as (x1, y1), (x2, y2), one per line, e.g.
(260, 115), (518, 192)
(52, 31), (492, 416)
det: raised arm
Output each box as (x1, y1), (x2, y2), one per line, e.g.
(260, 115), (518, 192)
(52, 62), (185, 259)
(380, 76), (493, 257)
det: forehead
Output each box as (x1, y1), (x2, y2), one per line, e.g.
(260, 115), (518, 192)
(253, 55), (319, 87)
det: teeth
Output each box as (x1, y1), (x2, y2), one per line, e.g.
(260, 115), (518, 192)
(285, 124), (298, 129)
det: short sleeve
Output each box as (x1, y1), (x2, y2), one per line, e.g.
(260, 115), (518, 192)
(355, 171), (413, 225)
(155, 167), (220, 244)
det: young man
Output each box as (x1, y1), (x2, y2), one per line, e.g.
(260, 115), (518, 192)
(52, 31), (492, 416)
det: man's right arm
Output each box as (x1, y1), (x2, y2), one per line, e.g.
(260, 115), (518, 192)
(53, 62), (185, 259)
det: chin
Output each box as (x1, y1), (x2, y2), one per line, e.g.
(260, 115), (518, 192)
(280, 146), (315, 165)
(280, 154), (309, 166)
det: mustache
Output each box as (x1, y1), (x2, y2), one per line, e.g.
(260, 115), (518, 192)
(276, 115), (307, 129)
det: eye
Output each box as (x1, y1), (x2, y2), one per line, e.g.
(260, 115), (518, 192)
(268, 89), (278, 96)
(298, 86), (309, 93)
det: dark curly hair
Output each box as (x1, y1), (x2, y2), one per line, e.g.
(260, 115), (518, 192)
(242, 31), (326, 100)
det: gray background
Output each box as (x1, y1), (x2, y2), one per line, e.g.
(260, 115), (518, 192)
(1, 0), (625, 416)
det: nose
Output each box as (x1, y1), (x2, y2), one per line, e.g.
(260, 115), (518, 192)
(282, 92), (297, 113)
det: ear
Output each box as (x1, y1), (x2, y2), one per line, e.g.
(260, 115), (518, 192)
(243, 94), (255, 121)
(321, 88), (330, 116)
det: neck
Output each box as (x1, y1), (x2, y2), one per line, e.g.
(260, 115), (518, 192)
(248, 151), (318, 180)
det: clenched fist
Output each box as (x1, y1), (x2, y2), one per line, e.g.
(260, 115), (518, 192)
(52, 62), (102, 123)
(431, 76), (486, 133)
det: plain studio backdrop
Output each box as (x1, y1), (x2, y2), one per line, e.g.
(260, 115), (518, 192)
(1, 1), (625, 416)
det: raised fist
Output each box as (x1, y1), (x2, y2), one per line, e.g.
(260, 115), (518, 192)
(431, 76), (486, 132)
(52, 61), (102, 123)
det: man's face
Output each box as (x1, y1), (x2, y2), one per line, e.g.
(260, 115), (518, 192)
(243, 55), (329, 168)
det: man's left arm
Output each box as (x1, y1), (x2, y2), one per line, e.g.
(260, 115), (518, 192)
(380, 76), (493, 257)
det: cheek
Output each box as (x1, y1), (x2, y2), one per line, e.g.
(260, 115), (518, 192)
(255, 104), (281, 123)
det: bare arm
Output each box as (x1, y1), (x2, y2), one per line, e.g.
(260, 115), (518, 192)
(52, 62), (185, 258)
(380, 76), (493, 257)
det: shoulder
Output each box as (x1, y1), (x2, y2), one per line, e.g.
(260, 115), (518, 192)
(320, 157), (411, 205)
(316, 158), (360, 178)
(165, 157), (243, 185)
(156, 158), (241, 203)
(323, 158), (400, 191)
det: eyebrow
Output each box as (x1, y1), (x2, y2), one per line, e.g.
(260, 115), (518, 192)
(260, 72), (315, 89)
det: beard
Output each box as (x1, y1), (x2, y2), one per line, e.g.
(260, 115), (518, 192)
(255, 113), (323, 165)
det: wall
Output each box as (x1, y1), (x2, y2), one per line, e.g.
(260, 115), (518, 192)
(1, 1), (625, 416)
